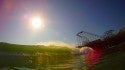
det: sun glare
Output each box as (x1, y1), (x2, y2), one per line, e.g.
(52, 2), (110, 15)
(31, 17), (45, 29)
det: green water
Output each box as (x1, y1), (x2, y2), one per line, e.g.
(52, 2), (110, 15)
(0, 43), (89, 70)
(0, 52), (125, 70)
(1, 42), (125, 70)
(0, 53), (88, 70)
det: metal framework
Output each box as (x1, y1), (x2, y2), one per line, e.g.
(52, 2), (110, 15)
(76, 31), (101, 48)
(76, 30), (116, 48)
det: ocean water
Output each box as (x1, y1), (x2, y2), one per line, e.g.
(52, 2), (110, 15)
(1, 51), (125, 70)
(0, 54), (88, 70)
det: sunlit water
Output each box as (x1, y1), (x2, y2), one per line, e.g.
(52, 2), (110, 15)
(1, 51), (124, 70)
(0, 53), (88, 70)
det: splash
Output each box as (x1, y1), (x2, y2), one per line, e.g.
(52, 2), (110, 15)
(36, 41), (72, 48)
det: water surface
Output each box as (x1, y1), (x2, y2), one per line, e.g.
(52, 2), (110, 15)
(0, 53), (88, 70)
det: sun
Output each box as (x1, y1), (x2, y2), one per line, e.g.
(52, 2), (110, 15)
(31, 17), (45, 29)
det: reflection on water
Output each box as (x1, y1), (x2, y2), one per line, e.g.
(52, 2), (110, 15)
(0, 53), (88, 70)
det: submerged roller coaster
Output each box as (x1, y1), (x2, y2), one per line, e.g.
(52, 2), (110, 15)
(76, 28), (125, 50)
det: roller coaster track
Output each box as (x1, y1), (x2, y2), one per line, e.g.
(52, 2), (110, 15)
(76, 28), (125, 49)
(76, 31), (102, 48)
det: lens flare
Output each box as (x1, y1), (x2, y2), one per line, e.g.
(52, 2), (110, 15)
(80, 47), (102, 68)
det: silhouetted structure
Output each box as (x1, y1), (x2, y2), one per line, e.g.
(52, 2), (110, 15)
(76, 28), (125, 50)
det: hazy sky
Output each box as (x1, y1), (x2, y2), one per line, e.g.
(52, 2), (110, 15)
(0, 0), (125, 45)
